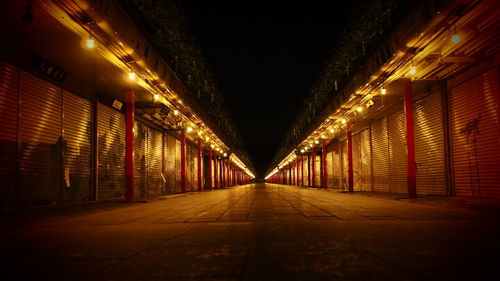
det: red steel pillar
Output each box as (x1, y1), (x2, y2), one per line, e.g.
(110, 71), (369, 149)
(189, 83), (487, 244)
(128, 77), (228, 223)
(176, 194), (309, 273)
(347, 123), (354, 192)
(404, 80), (417, 198)
(208, 148), (213, 189)
(180, 130), (186, 193)
(322, 139), (327, 189)
(311, 147), (316, 187)
(125, 90), (135, 202)
(197, 139), (202, 192)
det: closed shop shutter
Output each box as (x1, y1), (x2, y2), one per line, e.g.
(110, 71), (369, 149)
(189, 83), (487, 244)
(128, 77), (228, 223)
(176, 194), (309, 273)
(303, 156), (308, 186)
(134, 122), (147, 198)
(192, 145), (198, 190)
(388, 110), (407, 194)
(371, 118), (390, 192)
(62, 90), (92, 202)
(0, 62), (18, 206)
(326, 149), (333, 189)
(148, 128), (163, 197)
(19, 71), (62, 205)
(187, 144), (194, 191)
(449, 68), (500, 198)
(164, 133), (176, 194)
(97, 103), (126, 200)
(414, 91), (446, 195)
(341, 140), (348, 190)
(352, 133), (362, 191)
(331, 142), (342, 189)
(314, 153), (321, 187)
(178, 138), (183, 191)
(360, 129), (372, 191)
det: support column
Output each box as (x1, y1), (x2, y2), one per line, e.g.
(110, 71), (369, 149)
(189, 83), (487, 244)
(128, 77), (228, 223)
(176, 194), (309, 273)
(347, 123), (354, 192)
(180, 130), (186, 193)
(311, 147), (316, 187)
(404, 79), (417, 198)
(322, 139), (327, 189)
(125, 90), (135, 202)
(197, 139), (202, 192)
(208, 148), (213, 189)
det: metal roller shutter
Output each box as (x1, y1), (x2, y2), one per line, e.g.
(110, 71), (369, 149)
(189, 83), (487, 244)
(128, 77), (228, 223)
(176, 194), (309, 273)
(175, 139), (181, 193)
(187, 144), (194, 191)
(134, 122), (147, 198)
(0, 62), (18, 206)
(62, 90), (92, 202)
(449, 68), (500, 198)
(352, 133), (362, 191)
(303, 156), (308, 186)
(19, 71), (62, 205)
(164, 133), (176, 194)
(414, 91), (446, 195)
(331, 142), (342, 189)
(388, 110), (407, 194)
(326, 149), (333, 189)
(341, 140), (348, 190)
(148, 128), (163, 197)
(193, 145), (198, 190)
(360, 129), (372, 191)
(314, 153), (321, 187)
(97, 103), (126, 200)
(371, 118), (390, 192)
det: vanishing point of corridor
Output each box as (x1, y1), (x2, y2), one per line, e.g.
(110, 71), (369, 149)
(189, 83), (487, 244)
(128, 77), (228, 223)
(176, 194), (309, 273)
(3, 184), (499, 281)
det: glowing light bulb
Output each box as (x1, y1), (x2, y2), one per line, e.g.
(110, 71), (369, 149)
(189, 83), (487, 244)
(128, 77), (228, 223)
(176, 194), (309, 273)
(300, 149), (304, 153)
(186, 127), (193, 133)
(409, 66), (417, 75)
(198, 131), (203, 136)
(86, 38), (95, 49)
(329, 128), (335, 134)
(321, 134), (326, 139)
(381, 87), (387, 95)
(153, 94), (160, 101)
(205, 137), (210, 142)
(341, 119), (347, 124)
(173, 110), (179, 116)
(314, 140), (319, 144)
(357, 106), (363, 112)
(451, 34), (461, 43)
(128, 72), (136, 80)
(223, 153), (227, 157)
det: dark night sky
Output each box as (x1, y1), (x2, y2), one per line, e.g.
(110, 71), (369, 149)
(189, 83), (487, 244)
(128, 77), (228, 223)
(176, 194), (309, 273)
(182, 1), (360, 176)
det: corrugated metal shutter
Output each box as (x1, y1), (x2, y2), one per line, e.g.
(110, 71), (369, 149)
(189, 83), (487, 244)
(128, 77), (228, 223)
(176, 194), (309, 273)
(414, 91), (446, 195)
(352, 133), (362, 191)
(19, 71), (62, 205)
(186, 144), (194, 191)
(175, 139), (181, 193)
(193, 145), (198, 190)
(341, 140), (348, 190)
(305, 156), (310, 186)
(134, 122), (147, 198)
(371, 118), (390, 192)
(62, 90), (92, 202)
(314, 153), (321, 187)
(388, 110), (407, 194)
(0, 62), (18, 206)
(97, 103), (126, 200)
(326, 149), (333, 189)
(360, 129), (372, 191)
(331, 142), (342, 189)
(148, 128), (163, 197)
(164, 133), (176, 194)
(449, 68), (500, 198)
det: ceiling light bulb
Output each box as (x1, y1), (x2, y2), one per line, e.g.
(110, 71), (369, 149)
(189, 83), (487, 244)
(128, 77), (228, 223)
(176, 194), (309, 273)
(341, 119), (347, 124)
(381, 87), (387, 95)
(409, 66), (417, 75)
(198, 131), (203, 136)
(451, 34), (461, 43)
(153, 94), (160, 101)
(85, 38), (95, 49)
(314, 140), (319, 144)
(223, 153), (227, 157)
(329, 128), (335, 134)
(321, 134), (326, 139)
(128, 72), (136, 80)
(173, 110), (179, 116)
(186, 127), (193, 133)
(357, 106), (363, 112)
(300, 149), (304, 153)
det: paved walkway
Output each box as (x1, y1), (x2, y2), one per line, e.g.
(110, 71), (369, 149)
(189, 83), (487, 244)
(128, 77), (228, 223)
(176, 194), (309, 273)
(2, 184), (500, 281)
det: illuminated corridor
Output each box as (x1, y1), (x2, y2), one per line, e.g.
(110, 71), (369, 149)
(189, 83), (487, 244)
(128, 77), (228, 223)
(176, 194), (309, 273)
(3, 184), (500, 280)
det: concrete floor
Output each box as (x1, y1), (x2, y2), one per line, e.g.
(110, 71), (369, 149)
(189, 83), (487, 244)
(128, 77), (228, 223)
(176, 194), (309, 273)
(2, 183), (500, 281)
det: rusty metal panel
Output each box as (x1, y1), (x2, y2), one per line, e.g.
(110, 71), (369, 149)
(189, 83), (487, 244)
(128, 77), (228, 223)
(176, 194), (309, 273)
(164, 133), (176, 194)
(62, 90), (92, 202)
(133, 122), (147, 198)
(97, 103), (126, 200)
(341, 140), (348, 190)
(414, 90), (446, 195)
(371, 118), (390, 192)
(360, 129), (372, 191)
(352, 133), (362, 191)
(175, 138), (181, 193)
(147, 128), (163, 197)
(449, 68), (500, 198)
(388, 110), (407, 194)
(0, 62), (18, 206)
(19, 71), (62, 205)
(331, 142), (342, 189)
